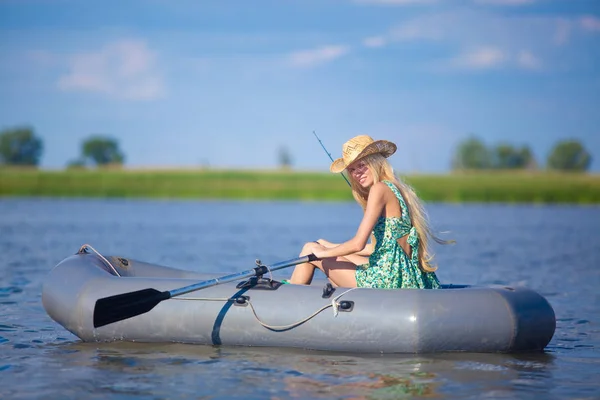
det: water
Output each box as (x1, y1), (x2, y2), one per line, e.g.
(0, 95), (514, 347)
(0, 198), (599, 399)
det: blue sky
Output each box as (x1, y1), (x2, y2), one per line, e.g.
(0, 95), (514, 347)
(1, 0), (599, 172)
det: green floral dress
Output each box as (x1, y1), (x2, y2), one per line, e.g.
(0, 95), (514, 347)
(355, 181), (441, 289)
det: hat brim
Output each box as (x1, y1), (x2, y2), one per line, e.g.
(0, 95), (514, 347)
(330, 158), (347, 173)
(329, 140), (397, 173)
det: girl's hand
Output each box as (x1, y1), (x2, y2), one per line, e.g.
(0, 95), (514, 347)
(315, 239), (337, 248)
(301, 241), (325, 259)
(312, 249), (325, 260)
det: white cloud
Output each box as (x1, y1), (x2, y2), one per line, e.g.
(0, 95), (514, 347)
(473, 0), (535, 5)
(362, 36), (387, 48)
(377, 10), (573, 50)
(553, 19), (571, 45)
(446, 48), (542, 71)
(580, 15), (600, 32)
(288, 45), (350, 68)
(360, 10), (590, 73)
(27, 50), (58, 67)
(450, 47), (507, 69)
(517, 50), (542, 70)
(58, 39), (164, 100)
(389, 19), (444, 41)
(354, 0), (437, 4)
(284, 10), (587, 74)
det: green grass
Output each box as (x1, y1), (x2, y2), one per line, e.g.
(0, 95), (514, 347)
(1, 167), (599, 204)
(403, 172), (600, 204)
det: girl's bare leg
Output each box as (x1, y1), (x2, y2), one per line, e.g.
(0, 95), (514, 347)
(288, 242), (367, 287)
(290, 257), (359, 287)
(289, 242), (323, 284)
(321, 258), (358, 287)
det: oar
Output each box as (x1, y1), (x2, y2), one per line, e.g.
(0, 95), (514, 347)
(93, 254), (319, 328)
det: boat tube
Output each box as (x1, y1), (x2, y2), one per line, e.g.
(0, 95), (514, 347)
(42, 246), (556, 354)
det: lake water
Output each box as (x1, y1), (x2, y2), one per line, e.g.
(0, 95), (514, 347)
(0, 198), (599, 399)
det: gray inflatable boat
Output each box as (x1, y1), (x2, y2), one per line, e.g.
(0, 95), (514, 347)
(42, 245), (556, 354)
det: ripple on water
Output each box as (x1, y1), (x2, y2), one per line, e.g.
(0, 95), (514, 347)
(194, 358), (220, 366)
(453, 361), (509, 372)
(1, 200), (599, 400)
(10, 276), (31, 286)
(0, 324), (17, 332)
(559, 338), (582, 342)
(0, 286), (23, 297)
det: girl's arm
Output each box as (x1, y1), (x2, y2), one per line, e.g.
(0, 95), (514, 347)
(314, 182), (387, 260)
(354, 240), (375, 256)
(317, 238), (374, 256)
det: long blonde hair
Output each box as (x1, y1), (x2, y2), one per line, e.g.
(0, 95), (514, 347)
(348, 153), (452, 272)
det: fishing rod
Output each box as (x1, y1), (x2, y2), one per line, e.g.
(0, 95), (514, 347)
(312, 131), (351, 187)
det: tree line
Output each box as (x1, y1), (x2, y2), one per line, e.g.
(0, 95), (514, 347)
(0, 126), (593, 172)
(0, 126), (125, 167)
(452, 136), (592, 172)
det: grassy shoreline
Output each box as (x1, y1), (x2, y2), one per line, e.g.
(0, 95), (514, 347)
(1, 167), (599, 204)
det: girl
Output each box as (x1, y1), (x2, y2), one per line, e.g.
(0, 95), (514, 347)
(288, 135), (451, 289)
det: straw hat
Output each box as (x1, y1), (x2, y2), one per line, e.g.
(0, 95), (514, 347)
(330, 135), (397, 173)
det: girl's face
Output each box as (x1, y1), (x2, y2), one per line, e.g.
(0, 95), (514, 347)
(347, 159), (373, 188)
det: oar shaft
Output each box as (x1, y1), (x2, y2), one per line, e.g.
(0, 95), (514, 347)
(169, 255), (313, 297)
(93, 254), (319, 328)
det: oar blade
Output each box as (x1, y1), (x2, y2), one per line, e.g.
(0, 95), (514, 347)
(93, 288), (170, 328)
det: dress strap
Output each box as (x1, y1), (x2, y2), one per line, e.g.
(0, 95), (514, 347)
(382, 180), (410, 219)
(383, 180), (421, 267)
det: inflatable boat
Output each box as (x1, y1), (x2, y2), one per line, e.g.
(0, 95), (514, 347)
(42, 245), (556, 354)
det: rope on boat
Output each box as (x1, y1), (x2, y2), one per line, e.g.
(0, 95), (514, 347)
(261, 262), (274, 282)
(79, 244), (121, 277)
(78, 243), (355, 330)
(173, 287), (357, 331)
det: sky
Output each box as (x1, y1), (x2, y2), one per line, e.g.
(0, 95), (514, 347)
(1, 0), (599, 173)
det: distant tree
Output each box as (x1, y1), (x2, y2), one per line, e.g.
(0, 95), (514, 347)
(0, 126), (43, 166)
(492, 144), (518, 169)
(492, 143), (536, 169)
(278, 146), (292, 169)
(519, 146), (538, 170)
(81, 135), (125, 166)
(547, 139), (592, 172)
(452, 136), (492, 170)
(66, 158), (86, 169)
